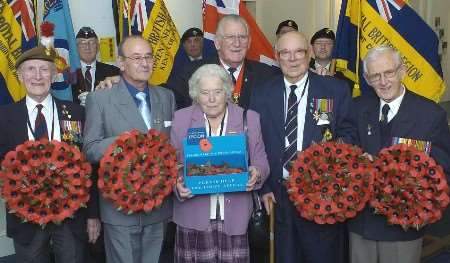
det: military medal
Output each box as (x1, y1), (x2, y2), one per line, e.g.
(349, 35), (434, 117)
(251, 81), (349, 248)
(232, 93), (240, 104)
(229, 63), (245, 105)
(392, 137), (432, 155)
(322, 128), (333, 142)
(312, 98), (333, 124)
(367, 124), (372, 135)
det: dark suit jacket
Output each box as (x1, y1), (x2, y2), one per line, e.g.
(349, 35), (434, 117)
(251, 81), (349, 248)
(250, 71), (356, 196)
(165, 55), (279, 110)
(348, 89), (450, 241)
(72, 61), (120, 104)
(0, 98), (99, 245)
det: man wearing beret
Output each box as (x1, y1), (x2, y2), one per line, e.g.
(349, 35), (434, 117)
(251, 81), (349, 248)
(310, 28), (355, 93)
(73, 26), (120, 106)
(275, 19), (299, 38)
(0, 45), (100, 262)
(181, 27), (204, 61)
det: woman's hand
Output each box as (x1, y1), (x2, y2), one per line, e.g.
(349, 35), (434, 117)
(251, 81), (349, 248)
(176, 176), (193, 199)
(246, 166), (261, 191)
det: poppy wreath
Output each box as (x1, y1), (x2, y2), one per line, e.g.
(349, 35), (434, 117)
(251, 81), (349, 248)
(370, 144), (449, 230)
(98, 129), (177, 214)
(0, 139), (92, 226)
(287, 141), (375, 224)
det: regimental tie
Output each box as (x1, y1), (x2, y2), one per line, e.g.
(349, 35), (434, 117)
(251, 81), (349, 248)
(34, 104), (48, 140)
(380, 104), (390, 126)
(84, 65), (92, 91)
(282, 85), (299, 170)
(136, 92), (151, 129)
(228, 67), (237, 85)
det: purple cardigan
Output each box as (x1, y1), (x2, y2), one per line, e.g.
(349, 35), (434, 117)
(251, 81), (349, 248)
(170, 103), (269, 235)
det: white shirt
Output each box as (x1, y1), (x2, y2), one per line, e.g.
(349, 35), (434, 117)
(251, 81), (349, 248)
(81, 61), (96, 92)
(282, 73), (309, 179)
(314, 61), (331, 71)
(379, 85), (405, 123)
(204, 109), (229, 220)
(220, 59), (243, 82)
(26, 94), (61, 141)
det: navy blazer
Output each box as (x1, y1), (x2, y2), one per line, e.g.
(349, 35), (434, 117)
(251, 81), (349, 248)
(0, 98), (98, 245)
(249, 71), (356, 195)
(165, 55), (279, 110)
(348, 89), (450, 241)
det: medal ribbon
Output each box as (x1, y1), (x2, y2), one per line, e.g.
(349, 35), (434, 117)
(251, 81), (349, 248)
(232, 64), (245, 104)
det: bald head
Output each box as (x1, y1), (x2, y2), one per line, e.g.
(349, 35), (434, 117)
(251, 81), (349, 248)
(275, 31), (311, 83)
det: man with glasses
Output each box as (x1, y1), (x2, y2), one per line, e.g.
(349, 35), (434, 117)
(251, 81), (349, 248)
(166, 14), (278, 110)
(348, 46), (450, 263)
(83, 36), (175, 263)
(250, 31), (355, 263)
(73, 27), (119, 106)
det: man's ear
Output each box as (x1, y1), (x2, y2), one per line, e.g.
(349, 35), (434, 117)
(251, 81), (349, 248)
(117, 56), (125, 71)
(398, 64), (407, 80)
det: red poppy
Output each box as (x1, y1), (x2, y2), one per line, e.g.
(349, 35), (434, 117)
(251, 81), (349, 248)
(98, 129), (177, 214)
(371, 144), (449, 230)
(199, 138), (213, 152)
(0, 140), (92, 226)
(287, 142), (374, 224)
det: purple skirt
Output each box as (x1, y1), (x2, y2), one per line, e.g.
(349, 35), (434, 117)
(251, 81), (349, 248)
(175, 220), (249, 263)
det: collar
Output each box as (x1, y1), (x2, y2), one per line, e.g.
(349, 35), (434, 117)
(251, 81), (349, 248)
(26, 94), (53, 113)
(379, 85), (406, 118)
(283, 72), (309, 90)
(189, 55), (203, 61)
(315, 61), (331, 71)
(219, 59), (243, 75)
(81, 61), (96, 71)
(124, 78), (149, 99)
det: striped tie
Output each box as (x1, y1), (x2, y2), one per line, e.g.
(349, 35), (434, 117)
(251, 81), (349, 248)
(282, 85), (299, 170)
(228, 67), (237, 84)
(34, 104), (48, 140)
(85, 65), (92, 91)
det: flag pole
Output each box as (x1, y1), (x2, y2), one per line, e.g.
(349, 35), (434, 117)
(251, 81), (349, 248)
(353, 0), (362, 97)
(269, 198), (274, 263)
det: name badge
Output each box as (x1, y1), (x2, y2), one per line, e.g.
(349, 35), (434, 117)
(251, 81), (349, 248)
(187, 127), (206, 145)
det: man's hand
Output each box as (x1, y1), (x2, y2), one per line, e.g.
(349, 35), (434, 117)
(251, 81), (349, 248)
(246, 166), (261, 191)
(362, 152), (375, 162)
(87, 218), (101, 244)
(262, 192), (276, 215)
(96, 76), (120, 90)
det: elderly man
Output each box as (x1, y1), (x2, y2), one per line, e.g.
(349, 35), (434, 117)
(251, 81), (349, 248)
(348, 46), (450, 263)
(166, 14), (278, 110)
(73, 26), (120, 105)
(0, 45), (100, 262)
(83, 35), (175, 263)
(250, 31), (355, 263)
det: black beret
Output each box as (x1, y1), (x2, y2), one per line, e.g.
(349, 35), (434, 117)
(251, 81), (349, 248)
(276, 19), (298, 35)
(76, 26), (98, 39)
(15, 45), (57, 68)
(311, 28), (335, 44)
(181, 27), (203, 43)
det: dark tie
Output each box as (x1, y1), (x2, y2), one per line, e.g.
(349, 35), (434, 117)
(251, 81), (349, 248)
(85, 65), (92, 91)
(34, 104), (48, 140)
(228, 67), (237, 84)
(282, 85), (299, 170)
(380, 104), (390, 126)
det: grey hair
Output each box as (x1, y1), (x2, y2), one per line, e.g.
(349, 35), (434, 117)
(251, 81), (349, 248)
(215, 14), (249, 37)
(188, 64), (233, 102)
(363, 45), (403, 73)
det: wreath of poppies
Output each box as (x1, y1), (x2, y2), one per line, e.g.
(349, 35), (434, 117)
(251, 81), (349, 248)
(98, 129), (177, 214)
(370, 144), (449, 230)
(287, 142), (375, 224)
(0, 140), (92, 226)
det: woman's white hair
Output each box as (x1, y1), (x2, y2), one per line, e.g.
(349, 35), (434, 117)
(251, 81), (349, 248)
(188, 64), (234, 102)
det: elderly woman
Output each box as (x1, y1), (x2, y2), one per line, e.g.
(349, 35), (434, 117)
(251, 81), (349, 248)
(170, 64), (269, 262)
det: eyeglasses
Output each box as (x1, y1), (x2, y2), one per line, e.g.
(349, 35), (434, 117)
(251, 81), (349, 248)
(221, 34), (249, 44)
(122, 55), (153, 64)
(277, 48), (308, 60)
(366, 65), (401, 84)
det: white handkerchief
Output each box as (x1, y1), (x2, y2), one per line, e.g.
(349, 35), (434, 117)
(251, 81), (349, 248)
(164, 121), (172, 127)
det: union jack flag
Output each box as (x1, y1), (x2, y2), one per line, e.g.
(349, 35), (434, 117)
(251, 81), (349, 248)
(10, 0), (36, 43)
(375, 0), (406, 21)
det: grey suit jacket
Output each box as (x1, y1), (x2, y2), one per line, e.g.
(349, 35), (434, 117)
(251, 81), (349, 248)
(83, 78), (176, 226)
